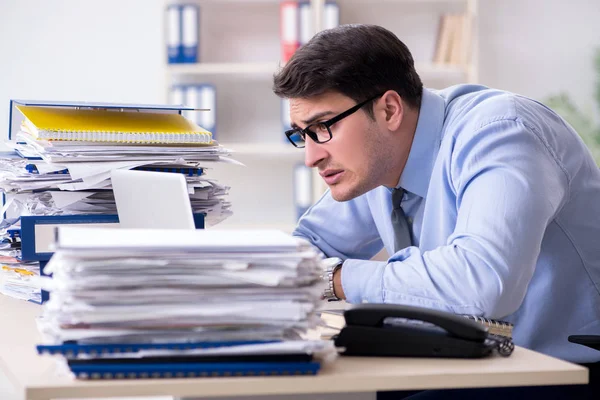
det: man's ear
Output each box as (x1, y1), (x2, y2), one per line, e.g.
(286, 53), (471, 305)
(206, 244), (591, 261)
(380, 90), (403, 131)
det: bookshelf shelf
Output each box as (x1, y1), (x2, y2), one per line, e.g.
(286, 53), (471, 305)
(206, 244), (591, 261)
(337, 0), (469, 4)
(416, 62), (468, 77)
(222, 142), (304, 157)
(168, 62), (465, 78)
(168, 62), (281, 76)
(163, 0), (479, 228)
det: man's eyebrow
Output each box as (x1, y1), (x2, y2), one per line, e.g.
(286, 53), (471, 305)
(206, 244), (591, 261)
(302, 111), (335, 126)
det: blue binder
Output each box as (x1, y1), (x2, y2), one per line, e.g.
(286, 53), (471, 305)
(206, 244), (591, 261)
(324, 1), (340, 30)
(20, 213), (205, 262)
(133, 165), (204, 176)
(180, 4), (200, 63)
(293, 163), (313, 220)
(37, 340), (279, 356)
(69, 361), (320, 379)
(20, 214), (119, 262)
(298, 1), (312, 46)
(187, 84), (216, 138)
(37, 341), (321, 379)
(166, 4), (182, 63)
(18, 213), (205, 304)
(169, 84), (185, 109)
(281, 98), (292, 142)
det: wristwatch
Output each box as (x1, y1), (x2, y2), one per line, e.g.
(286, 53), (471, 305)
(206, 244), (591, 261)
(321, 257), (343, 301)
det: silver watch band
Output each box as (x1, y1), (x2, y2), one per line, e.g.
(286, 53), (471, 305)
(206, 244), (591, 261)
(322, 259), (343, 301)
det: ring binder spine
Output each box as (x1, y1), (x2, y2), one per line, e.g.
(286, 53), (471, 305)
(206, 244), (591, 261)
(166, 4), (182, 63)
(70, 361), (321, 380)
(133, 166), (204, 176)
(36, 130), (213, 144)
(36, 340), (281, 356)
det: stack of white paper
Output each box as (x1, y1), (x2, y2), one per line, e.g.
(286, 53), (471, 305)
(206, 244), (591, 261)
(12, 131), (234, 163)
(0, 258), (41, 303)
(0, 158), (232, 223)
(0, 134), (238, 236)
(36, 227), (330, 367)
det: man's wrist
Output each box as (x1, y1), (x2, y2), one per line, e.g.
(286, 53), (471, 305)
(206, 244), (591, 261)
(321, 257), (343, 301)
(332, 264), (345, 300)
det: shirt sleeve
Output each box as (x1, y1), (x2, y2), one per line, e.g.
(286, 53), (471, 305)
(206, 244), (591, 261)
(292, 189), (384, 261)
(342, 118), (569, 318)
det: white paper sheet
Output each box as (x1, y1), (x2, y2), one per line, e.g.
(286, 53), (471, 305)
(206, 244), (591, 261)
(54, 227), (302, 252)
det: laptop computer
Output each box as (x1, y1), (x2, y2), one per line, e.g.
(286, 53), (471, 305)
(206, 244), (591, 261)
(110, 169), (196, 229)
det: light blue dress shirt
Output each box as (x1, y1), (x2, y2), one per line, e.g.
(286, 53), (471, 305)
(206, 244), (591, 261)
(294, 84), (600, 363)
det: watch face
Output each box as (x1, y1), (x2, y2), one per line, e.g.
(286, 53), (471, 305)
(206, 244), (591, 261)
(323, 257), (342, 270)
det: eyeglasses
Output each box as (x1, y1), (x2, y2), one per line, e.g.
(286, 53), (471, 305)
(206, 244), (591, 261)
(284, 93), (384, 148)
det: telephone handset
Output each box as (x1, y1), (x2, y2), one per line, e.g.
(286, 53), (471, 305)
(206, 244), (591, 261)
(333, 303), (514, 358)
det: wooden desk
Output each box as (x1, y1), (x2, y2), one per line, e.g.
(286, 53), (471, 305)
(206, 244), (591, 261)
(0, 295), (588, 400)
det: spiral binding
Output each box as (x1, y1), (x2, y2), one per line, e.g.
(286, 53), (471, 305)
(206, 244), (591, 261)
(488, 334), (515, 357)
(36, 129), (213, 144)
(75, 367), (319, 380)
(69, 361), (321, 380)
(464, 315), (513, 338)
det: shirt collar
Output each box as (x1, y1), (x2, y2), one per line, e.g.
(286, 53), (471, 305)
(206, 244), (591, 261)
(395, 88), (445, 199)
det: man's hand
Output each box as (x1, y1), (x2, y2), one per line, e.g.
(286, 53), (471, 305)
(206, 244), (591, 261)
(333, 266), (346, 300)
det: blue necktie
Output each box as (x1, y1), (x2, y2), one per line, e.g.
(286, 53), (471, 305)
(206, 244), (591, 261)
(391, 188), (413, 252)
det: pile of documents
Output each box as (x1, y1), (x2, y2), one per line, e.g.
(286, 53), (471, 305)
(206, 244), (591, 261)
(0, 256), (41, 303)
(2, 104), (235, 225)
(0, 157), (232, 223)
(0, 103), (238, 303)
(36, 227), (332, 379)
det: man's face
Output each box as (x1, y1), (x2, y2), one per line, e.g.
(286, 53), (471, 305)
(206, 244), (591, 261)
(290, 91), (396, 202)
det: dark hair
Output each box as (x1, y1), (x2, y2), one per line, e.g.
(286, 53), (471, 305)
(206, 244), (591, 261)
(273, 24), (423, 117)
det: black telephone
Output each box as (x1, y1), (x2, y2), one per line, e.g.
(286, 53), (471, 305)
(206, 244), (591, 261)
(333, 303), (514, 358)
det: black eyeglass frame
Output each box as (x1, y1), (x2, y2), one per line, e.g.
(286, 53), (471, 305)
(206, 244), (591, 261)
(284, 93), (384, 148)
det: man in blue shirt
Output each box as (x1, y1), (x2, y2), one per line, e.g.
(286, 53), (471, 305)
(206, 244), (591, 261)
(273, 24), (599, 398)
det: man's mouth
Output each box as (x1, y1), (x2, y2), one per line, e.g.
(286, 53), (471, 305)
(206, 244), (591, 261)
(320, 169), (345, 185)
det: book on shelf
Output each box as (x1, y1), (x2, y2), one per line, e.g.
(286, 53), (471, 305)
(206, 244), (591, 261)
(319, 309), (514, 339)
(280, 1), (299, 63)
(166, 3), (199, 64)
(433, 13), (473, 65)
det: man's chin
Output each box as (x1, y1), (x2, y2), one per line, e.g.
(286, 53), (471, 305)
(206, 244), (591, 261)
(329, 185), (361, 202)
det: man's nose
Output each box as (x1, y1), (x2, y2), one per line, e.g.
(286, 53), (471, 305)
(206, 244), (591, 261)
(304, 136), (328, 168)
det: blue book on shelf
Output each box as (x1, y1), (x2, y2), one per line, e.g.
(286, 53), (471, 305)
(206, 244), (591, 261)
(169, 84), (185, 108)
(324, 1), (340, 30)
(166, 4), (182, 63)
(298, 1), (312, 46)
(179, 84), (216, 137)
(195, 84), (216, 138)
(68, 361), (321, 379)
(281, 98), (292, 143)
(293, 163), (313, 220)
(180, 4), (200, 63)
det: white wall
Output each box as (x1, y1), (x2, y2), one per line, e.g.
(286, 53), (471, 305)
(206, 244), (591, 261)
(0, 0), (166, 144)
(478, 0), (600, 122)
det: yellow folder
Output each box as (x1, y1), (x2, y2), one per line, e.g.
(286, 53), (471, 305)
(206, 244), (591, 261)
(17, 105), (213, 144)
